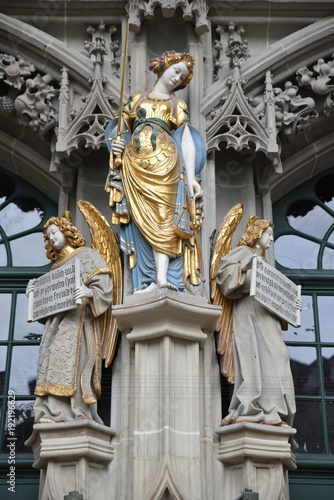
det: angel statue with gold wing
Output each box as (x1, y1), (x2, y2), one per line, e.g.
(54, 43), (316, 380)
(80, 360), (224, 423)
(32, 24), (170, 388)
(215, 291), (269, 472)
(210, 204), (296, 428)
(26, 201), (122, 424)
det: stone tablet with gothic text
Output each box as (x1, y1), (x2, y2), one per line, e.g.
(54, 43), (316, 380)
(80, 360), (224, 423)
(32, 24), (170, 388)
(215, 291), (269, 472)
(28, 258), (81, 322)
(250, 256), (301, 328)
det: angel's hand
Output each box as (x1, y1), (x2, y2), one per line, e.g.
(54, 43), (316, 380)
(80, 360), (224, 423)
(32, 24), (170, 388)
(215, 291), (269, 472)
(241, 255), (257, 272)
(111, 139), (126, 156)
(26, 279), (36, 297)
(296, 298), (303, 310)
(74, 285), (93, 300)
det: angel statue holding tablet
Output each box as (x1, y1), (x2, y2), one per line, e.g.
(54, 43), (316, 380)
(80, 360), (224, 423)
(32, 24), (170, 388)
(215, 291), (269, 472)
(210, 204), (300, 430)
(26, 201), (122, 424)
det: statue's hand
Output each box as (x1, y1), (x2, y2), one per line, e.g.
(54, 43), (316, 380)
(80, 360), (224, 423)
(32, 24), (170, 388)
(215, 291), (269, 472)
(73, 285), (93, 300)
(26, 279), (36, 297)
(111, 138), (126, 156)
(241, 254), (256, 272)
(296, 298), (303, 310)
(189, 179), (203, 199)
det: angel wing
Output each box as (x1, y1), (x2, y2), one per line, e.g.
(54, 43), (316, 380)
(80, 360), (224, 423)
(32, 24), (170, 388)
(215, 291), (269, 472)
(210, 203), (244, 383)
(78, 199), (123, 367)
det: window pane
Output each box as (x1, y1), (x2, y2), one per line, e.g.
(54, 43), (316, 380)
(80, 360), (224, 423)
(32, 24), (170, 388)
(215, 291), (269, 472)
(318, 296), (334, 342)
(287, 200), (334, 239)
(283, 295), (315, 342)
(2, 400), (34, 454)
(13, 294), (43, 341)
(322, 348), (334, 396)
(10, 233), (48, 267)
(0, 198), (44, 236)
(275, 235), (319, 269)
(0, 294), (11, 340)
(0, 168), (15, 204)
(315, 174), (334, 212)
(293, 400), (324, 454)
(289, 346), (319, 395)
(0, 243), (7, 265)
(9, 346), (39, 395)
(0, 347), (7, 393)
(327, 401), (334, 454)
(322, 246), (334, 269)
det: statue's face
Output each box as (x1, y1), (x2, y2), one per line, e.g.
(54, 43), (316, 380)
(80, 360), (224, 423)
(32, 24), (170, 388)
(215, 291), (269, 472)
(160, 62), (189, 91)
(257, 226), (274, 251)
(47, 224), (68, 252)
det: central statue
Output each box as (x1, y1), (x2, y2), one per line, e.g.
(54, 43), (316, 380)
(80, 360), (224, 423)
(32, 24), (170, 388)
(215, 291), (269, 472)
(105, 51), (206, 295)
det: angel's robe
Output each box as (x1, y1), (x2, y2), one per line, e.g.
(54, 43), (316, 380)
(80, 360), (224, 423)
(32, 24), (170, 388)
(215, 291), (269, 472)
(33, 246), (113, 423)
(217, 246), (296, 427)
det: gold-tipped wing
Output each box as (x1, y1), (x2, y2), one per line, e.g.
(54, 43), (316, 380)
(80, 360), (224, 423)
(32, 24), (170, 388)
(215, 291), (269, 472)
(78, 199), (123, 367)
(210, 203), (244, 383)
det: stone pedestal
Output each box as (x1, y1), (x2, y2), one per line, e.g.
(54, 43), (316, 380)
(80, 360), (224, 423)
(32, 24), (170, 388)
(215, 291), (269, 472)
(113, 288), (221, 500)
(26, 421), (115, 500)
(216, 422), (297, 500)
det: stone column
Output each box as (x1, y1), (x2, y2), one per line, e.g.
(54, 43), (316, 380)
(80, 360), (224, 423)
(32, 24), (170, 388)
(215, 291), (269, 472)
(113, 288), (221, 500)
(26, 421), (115, 500)
(216, 422), (297, 500)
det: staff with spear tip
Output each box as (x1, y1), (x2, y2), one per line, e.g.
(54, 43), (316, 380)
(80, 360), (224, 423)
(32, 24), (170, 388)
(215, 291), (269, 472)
(108, 23), (129, 167)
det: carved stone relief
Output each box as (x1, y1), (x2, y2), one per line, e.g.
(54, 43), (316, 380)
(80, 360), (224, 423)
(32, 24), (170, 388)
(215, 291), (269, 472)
(15, 74), (57, 139)
(86, 22), (120, 78)
(296, 54), (334, 116)
(207, 23), (282, 176)
(126, 0), (209, 35)
(54, 21), (119, 170)
(272, 82), (318, 143)
(0, 53), (57, 139)
(209, 24), (334, 168)
(213, 22), (250, 82)
(0, 53), (35, 89)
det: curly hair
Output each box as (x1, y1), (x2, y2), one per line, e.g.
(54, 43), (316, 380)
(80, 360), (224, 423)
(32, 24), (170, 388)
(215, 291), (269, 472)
(237, 216), (274, 249)
(43, 211), (86, 263)
(149, 50), (194, 90)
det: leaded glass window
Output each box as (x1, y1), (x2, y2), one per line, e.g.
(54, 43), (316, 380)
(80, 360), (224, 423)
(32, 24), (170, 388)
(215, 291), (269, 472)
(0, 166), (56, 459)
(274, 167), (334, 462)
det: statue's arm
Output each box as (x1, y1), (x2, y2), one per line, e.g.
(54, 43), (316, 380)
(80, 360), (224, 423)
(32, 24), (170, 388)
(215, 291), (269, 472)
(181, 124), (202, 199)
(217, 247), (255, 299)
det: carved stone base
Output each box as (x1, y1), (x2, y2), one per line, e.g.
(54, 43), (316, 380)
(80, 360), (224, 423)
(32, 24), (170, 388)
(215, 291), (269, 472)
(26, 421), (115, 500)
(216, 422), (296, 500)
(113, 289), (221, 500)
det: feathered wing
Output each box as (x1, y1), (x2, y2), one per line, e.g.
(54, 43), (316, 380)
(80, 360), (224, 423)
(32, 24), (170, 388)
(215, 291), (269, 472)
(210, 203), (244, 383)
(77, 200), (123, 367)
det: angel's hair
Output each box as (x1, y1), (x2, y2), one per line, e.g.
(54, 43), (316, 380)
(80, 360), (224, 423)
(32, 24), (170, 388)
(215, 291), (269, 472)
(43, 211), (86, 263)
(237, 216), (274, 248)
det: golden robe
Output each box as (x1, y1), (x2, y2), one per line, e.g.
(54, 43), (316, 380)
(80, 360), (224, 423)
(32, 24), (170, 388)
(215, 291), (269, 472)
(105, 92), (206, 293)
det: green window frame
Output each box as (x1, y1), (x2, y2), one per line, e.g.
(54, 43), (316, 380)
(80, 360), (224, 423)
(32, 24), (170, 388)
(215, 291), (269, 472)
(0, 166), (56, 487)
(273, 166), (334, 472)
